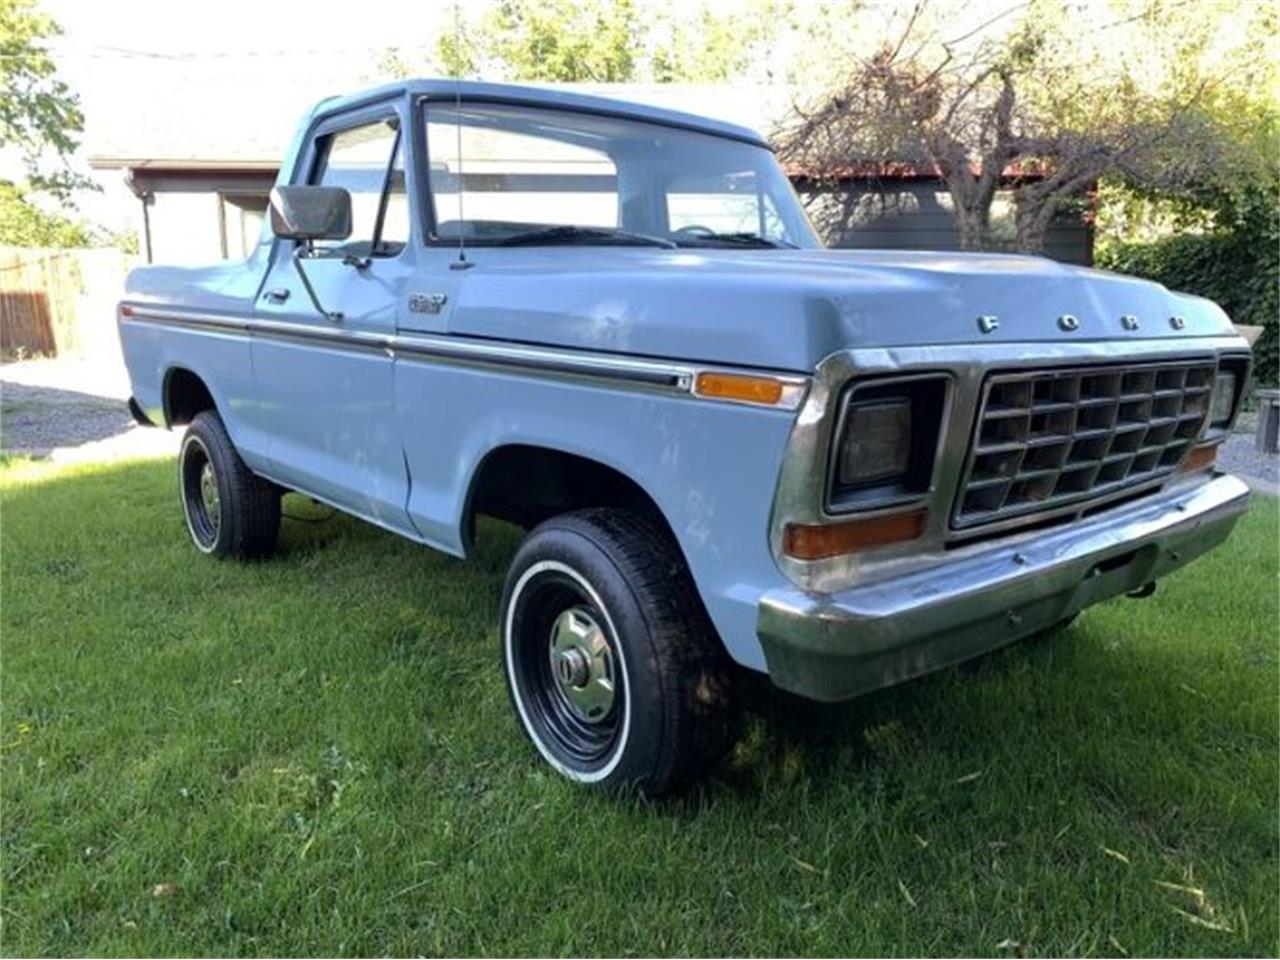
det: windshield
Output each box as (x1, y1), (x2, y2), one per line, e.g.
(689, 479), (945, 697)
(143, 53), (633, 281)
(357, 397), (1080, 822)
(424, 101), (819, 249)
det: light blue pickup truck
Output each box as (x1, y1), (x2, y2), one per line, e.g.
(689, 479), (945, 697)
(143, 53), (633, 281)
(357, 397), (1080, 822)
(118, 80), (1252, 794)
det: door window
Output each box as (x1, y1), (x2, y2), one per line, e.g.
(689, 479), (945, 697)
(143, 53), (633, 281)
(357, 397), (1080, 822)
(311, 118), (407, 256)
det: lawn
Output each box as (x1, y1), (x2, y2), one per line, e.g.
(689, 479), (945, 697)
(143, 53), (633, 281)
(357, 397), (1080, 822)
(1, 454), (1276, 957)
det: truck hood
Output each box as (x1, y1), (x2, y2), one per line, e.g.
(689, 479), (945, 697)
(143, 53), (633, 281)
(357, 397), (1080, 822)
(448, 248), (1237, 372)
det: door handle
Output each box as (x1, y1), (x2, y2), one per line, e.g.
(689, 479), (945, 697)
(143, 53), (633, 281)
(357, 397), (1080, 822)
(263, 288), (290, 304)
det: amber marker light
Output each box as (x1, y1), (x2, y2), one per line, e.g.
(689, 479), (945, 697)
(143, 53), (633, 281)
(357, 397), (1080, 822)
(694, 371), (806, 409)
(1181, 444), (1218, 474)
(784, 509), (927, 560)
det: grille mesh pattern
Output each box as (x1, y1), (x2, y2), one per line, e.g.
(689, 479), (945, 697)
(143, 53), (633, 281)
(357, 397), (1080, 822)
(953, 360), (1214, 529)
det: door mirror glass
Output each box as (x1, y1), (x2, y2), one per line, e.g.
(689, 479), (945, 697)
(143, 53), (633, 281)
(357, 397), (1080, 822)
(269, 185), (352, 242)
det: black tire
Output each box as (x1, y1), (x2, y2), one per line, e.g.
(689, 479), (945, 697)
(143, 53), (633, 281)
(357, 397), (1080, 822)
(500, 508), (738, 796)
(178, 410), (280, 559)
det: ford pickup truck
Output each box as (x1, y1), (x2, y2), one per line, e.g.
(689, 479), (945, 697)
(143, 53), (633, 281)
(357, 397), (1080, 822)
(117, 80), (1253, 795)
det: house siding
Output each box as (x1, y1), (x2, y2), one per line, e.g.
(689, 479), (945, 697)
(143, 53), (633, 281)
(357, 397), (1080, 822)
(797, 180), (1093, 265)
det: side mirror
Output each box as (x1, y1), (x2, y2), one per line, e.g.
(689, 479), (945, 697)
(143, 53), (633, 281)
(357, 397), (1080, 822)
(269, 185), (352, 242)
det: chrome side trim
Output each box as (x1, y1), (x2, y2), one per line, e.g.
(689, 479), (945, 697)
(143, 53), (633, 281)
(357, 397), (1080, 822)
(119, 303), (808, 409)
(393, 330), (693, 390)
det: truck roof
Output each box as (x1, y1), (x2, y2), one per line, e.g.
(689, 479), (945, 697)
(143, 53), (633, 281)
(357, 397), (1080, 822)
(308, 79), (772, 149)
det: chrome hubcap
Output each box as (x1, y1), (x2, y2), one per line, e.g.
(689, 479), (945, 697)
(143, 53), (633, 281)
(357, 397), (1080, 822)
(548, 606), (615, 722)
(199, 462), (220, 531)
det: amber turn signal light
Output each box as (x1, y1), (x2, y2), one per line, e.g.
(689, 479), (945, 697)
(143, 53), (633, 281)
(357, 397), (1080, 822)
(784, 509), (927, 560)
(694, 371), (808, 408)
(1181, 443), (1218, 474)
(695, 371), (783, 405)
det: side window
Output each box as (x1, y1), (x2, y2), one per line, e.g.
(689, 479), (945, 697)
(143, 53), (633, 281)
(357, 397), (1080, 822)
(310, 118), (407, 256)
(665, 171), (787, 240)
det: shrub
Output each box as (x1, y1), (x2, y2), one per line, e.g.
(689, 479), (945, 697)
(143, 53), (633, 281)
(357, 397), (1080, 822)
(0, 182), (91, 248)
(1097, 181), (1279, 385)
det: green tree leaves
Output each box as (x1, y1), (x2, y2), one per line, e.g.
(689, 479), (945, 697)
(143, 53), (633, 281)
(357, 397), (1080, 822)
(431, 0), (769, 83)
(0, 0), (86, 198)
(0, 0), (94, 247)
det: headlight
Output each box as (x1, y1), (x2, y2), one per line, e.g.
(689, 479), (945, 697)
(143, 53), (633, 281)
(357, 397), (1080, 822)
(828, 375), (949, 511)
(1209, 371), (1237, 425)
(1205, 357), (1250, 438)
(837, 399), (911, 485)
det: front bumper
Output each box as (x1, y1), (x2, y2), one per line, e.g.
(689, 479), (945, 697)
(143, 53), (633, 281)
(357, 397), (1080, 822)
(757, 474), (1251, 702)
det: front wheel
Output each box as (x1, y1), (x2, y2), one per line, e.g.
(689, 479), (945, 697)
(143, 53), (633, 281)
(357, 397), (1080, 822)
(500, 509), (737, 796)
(178, 410), (280, 559)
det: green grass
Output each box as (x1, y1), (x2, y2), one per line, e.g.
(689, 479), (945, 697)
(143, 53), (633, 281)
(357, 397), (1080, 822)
(1, 455), (1277, 957)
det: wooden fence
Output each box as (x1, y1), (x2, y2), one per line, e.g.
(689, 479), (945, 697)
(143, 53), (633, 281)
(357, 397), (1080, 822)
(0, 247), (130, 359)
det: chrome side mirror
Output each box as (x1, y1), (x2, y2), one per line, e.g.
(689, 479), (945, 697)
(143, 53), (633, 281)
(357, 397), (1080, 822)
(269, 185), (352, 242)
(268, 185), (351, 322)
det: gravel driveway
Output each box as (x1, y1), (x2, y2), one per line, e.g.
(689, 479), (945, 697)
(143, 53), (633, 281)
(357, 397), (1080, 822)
(0, 359), (176, 463)
(1218, 410), (1280, 495)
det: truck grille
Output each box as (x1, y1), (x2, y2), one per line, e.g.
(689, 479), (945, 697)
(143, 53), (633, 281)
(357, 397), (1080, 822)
(953, 360), (1215, 529)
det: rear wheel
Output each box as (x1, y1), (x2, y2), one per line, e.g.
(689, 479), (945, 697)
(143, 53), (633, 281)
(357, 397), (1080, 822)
(500, 508), (737, 796)
(179, 411), (280, 559)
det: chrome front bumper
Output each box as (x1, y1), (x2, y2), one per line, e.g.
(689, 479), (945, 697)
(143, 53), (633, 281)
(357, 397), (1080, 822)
(757, 474), (1251, 702)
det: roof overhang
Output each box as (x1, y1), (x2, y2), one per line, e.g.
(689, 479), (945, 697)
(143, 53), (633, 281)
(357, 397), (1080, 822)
(89, 157), (281, 172)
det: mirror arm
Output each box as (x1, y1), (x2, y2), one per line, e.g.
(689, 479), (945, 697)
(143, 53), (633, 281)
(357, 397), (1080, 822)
(291, 245), (343, 322)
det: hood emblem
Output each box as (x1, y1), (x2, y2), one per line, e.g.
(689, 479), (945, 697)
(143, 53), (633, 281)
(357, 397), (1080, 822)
(1169, 315), (1186, 330)
(1121, 314), (1139, 331)
(977, 315), (999, 334)
(1058, 314), (1080, 332)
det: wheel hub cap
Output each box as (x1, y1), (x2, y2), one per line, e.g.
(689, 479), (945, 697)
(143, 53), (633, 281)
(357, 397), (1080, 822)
(199, 462), (220, 529)
(549, 606), (615, 722)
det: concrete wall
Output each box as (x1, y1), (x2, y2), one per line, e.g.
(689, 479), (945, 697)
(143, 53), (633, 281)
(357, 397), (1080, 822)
(141, 191), (268, 266)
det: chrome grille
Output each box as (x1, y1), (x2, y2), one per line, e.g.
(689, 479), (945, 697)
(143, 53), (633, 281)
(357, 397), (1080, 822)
(953, 360), (1214, 529)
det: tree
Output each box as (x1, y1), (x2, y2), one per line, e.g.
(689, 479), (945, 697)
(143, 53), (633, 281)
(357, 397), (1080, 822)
(0, 180), (89, 246)
(1, 0), (85, 197)
(421, 0), (770, 84)
(0, 0), (92, 247)
(776, 0), (1238, 254)
(438, 0), (640, 82)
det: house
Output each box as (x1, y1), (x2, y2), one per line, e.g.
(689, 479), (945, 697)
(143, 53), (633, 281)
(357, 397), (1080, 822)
(82, 65), (1092, 265)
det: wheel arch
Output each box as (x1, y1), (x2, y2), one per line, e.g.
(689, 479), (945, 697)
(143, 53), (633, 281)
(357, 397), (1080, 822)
(462, 443), (684, 560)
(162, 365), (217, 428)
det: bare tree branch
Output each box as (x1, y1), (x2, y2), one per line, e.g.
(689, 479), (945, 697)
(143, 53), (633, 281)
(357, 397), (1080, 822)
(775, 4), (1232, 254)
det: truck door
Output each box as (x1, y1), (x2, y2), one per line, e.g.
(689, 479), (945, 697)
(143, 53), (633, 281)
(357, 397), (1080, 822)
(251, 104), (416, 535)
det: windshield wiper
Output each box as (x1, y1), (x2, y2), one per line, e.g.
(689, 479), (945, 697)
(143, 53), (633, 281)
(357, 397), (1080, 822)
(678, 232), (798, 249)
(495, 225), (676, 249)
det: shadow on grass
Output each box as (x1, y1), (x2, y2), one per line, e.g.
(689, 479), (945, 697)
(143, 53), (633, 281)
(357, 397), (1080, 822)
(2, 456), (1276, 956)
(269, 481), (1096, 797)
(5, 456), (1269, 806)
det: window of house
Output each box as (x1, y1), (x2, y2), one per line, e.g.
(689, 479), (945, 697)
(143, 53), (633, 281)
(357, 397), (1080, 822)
(311, 118), (407, 256)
